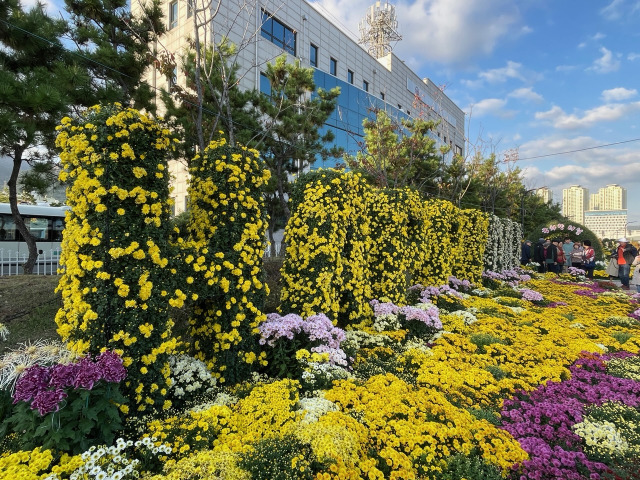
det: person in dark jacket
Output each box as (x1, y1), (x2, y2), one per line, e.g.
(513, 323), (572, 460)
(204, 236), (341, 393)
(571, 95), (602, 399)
(544, 239), (558, 273)
(533, 238), (546, 273)
(520, 240), (532, 266)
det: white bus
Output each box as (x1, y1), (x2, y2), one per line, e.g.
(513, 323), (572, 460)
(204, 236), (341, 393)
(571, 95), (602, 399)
(0, 203), (69, 256)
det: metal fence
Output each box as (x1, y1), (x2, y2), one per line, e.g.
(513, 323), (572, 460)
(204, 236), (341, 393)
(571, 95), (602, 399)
(0, 249), (62, 276)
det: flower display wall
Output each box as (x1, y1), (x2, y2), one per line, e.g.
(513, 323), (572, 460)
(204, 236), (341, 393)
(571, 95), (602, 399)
(280, 170), (372, 327)
(281, 170), (491, 326)
(484, 214), (522, 272)
(185, 138), (271, 384)
(55, 104), (176, 412)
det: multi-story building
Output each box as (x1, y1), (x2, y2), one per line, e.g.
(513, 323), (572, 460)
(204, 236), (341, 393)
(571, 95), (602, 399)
(132, 0), (466, 213)
(589, 184), (627, 211)
(583, 210), (628, 240)
(562, 185), (589, 225)
(535, 187), (552, 204)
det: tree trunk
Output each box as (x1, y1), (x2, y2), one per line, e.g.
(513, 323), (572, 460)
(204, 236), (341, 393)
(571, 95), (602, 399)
(7, 151), (38, 274)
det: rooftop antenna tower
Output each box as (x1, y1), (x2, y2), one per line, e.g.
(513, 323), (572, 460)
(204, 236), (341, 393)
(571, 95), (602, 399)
(358, 1), (402, 59)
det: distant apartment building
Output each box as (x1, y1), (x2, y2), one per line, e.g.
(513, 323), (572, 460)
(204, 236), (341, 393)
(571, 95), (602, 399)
(132, 0), (466, 214)
(583, 210), (628, 240)
(536, 187), (552, 204)
(562, 185), (589, 225)
(590, 184), (627, 211)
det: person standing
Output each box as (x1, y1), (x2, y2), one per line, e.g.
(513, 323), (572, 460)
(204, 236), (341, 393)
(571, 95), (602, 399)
(570, 242), (584, 269)
(555, 239), (566, 274)
(614, 237), (638, 290)
(582, 240), (596, 279)
(630, 253), (640, 293)
(544, 239), (557, 273)
(562, 237), (574, 273)
(520, 240), (532, 266)
(533, 238), (546, 273)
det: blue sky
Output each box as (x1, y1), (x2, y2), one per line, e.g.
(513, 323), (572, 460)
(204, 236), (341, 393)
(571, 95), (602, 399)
(28, 0), (640, 227)
(310, 0), (640, 227)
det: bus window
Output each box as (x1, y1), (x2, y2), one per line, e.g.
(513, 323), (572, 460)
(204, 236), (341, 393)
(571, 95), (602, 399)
(0, 214), (18, 241)
(52, 218), (64, 241)
(26, 217), (50, 240)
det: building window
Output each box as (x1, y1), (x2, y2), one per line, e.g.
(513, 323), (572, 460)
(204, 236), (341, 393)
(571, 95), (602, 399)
(330, 57), (337, 76)
(380, 92), (385, 100)
(397, 104), (402, 111)
(347, 70), (354, 84)
(187, 0), (193, 18)
(261, 10), (296, 56)
(168, 66), (177, 91)
(362, 80), (369, 92)
(259, 72), (271, 96)
(169, 1), (178, 29)
(310, 44), (318, 67)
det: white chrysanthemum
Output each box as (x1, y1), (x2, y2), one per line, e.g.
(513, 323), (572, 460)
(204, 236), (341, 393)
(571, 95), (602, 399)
(449, 310), (478, 325)
(298, 395), (339, 424)
(573, 419), (629, 452)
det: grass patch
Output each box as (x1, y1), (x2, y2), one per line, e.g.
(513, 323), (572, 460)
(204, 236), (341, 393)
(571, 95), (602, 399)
(0, 275), (61, 355)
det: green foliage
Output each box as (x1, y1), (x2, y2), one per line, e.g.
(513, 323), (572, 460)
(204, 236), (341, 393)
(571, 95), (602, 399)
(344, 109), (445, 192)
(469, 333), (507, 354)
(3, 382), (126, 455)
(425, 453), (503, 480)
(468, 406), (502, 425)
(239, 434), (325, 480)
(610, 331), (633, 345)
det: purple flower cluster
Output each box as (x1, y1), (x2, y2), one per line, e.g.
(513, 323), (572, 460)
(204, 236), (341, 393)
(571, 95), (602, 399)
(369, 299), (442, 330)
(415, 284), (463, 302)
(629, 308), (640, 321)
(567, 267), (586, 277)
(501, 352), (640, 479)
(447, 276), (474, 292)
(259, 313), (347, 366)
(482, 269), (531, 287)
(13, 351), (127, 416)
(520, 288), (544, 302)
(398, 305), (442, 330)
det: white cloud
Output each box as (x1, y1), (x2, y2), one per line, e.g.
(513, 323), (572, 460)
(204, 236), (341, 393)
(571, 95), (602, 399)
(628, 53), (640, 61)
(588, 47), (621, 73)
(508, 87), (543, 103)
(601, 87), (637, 102)
(309, 0), (524, 66)
(601, 0), (640, 20)
(478, 61), (525, 83)
(535, 102), (640, 130)
(556, 64), (577, 72)
(468, 98), (508, 117)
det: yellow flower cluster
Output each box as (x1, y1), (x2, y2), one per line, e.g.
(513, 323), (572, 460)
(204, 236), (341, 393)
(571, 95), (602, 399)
(54, 103), (176, 411)
(184, 137), (270, 384)
(323, 373), (528, 477)
(280, 170), (489, 328)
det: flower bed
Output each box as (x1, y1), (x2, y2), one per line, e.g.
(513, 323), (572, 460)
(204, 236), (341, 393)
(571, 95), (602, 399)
(1, 271), (639, 479)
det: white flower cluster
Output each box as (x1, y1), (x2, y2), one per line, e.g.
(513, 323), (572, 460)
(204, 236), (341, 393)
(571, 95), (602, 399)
(297, 395), (339, 424)
(168, 354), (217, 398)
(506, 306), (527, 314)
(372, 313), (401, 332)
(573, 419), (629, 452)
(448, 310), (478, 325)
(44, 437), (171, 480)
(471, 288), (491, 297)
(343, 329), (389, 351)
(570, 322), (586, 330)
(402, 338), (433, 353)
(0, 323), (8, 341)
(483, 215), (522, 272)
(301, 362), (352, 389)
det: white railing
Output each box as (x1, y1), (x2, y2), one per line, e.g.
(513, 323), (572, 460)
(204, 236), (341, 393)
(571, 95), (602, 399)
(263, 242), (285, 258)
(0, 249), (62, 276)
